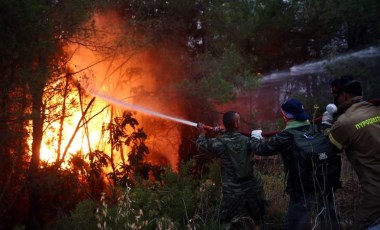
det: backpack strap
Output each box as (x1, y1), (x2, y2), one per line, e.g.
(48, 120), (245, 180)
(284, 126), (342, 195)
(282, 128), (311, 197)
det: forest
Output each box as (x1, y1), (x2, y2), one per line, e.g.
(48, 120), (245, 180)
(0, 0), (380, 229)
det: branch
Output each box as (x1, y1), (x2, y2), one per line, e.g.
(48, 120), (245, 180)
(55, 97), (96, 168)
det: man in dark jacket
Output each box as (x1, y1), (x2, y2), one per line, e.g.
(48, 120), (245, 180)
(328, 76), (380, 230)
(250, 98), (340, 230)
(196, 111), (267, 229)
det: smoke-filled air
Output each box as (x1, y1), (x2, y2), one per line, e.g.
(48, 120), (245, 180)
(65, 10), (193, 170)
(1, 1), (380, 229)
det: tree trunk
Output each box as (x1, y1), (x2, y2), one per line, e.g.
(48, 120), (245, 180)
(26, 88), (44, 230)
(26, 55), (48, 229)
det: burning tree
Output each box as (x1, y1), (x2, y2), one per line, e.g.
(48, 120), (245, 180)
(0, 0), (95, 228)
(1, 0), (379, 229)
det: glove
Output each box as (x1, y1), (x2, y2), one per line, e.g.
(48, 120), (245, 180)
(321, 111), (333, 126)
(326, 103), (337, 114)
(251, 130), (263, 140)
(322, 104), (337, 126)
(212, 125), (225, 133)
(197, 122), (206, 135)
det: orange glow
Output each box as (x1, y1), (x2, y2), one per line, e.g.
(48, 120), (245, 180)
(36, 10), (187, 171)
(39, 98), (109, 164)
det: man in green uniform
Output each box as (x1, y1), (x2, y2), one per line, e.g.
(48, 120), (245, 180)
(328, 75), (380, 229)
(250, 98), (341, 230)
(196, 111), (266, 229)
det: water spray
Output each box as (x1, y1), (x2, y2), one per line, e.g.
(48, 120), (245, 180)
(93, 92), (285, 136)
(92, 92), (220, 131)
(261, 46), (380, 84)
(92, 92), (380, 138)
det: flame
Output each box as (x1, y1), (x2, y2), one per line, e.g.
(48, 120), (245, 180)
(38, 93), (110, 164)
(35, 10), (187, 171)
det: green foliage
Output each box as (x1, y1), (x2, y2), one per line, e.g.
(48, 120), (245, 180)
(0, 0), (95, 227)
(189, 45), (259, 103)
(201, 1), (257, 52)
(19, 165), (92, 229)
(335, 0), (380, 48)
(0, 0), (94, 70)
(261, 174), (287, 227)
(55, 160), (222, 229)
(102, 111), (154, 185)
(55, 200), (98, 230)
(129, 162), (199, 228)
(3, 0), (380, 229)
(114, 0), (262, 104)
(55, 154), (365, 229)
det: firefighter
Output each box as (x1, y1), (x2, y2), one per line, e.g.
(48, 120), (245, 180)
(250, 98), (341, 230)
(327, 75), (380, 230)
(196, 111), (267, 229)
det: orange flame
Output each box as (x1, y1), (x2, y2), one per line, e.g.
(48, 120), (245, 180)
(38, 10), (188, 171)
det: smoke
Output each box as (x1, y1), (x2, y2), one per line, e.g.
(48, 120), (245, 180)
(68, 10), (189, 170)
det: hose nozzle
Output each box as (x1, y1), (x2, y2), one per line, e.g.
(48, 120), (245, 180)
(197, 123), (225, 133)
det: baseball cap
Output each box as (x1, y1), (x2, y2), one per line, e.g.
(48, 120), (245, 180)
(281, 98), (309, 121)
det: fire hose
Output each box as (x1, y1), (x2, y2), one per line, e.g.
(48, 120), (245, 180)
(200, 98), (380, 138)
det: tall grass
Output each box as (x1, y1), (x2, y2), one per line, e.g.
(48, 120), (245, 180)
(55, 156), (359, 230)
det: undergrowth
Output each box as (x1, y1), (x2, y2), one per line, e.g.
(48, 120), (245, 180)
(54, 156), (360, 230)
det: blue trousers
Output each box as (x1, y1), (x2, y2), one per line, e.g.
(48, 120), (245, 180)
(282, 194), (340, 230)
(368, 223), (380, 230)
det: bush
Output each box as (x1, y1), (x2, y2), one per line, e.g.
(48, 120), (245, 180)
(55, 155), (359, 229)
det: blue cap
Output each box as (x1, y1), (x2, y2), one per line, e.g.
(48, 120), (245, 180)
(281, 99), (309, 121)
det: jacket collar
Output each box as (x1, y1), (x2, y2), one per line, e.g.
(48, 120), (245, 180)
(284, 120), (310, 130)
(337, 96), (363, 115)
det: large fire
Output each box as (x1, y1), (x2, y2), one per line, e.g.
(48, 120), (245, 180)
(36, 10), (186, 170)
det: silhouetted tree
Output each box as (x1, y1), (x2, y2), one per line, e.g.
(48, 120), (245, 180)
(0, 0), (94, 228)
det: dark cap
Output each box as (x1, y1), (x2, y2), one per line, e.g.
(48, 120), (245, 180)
(342, 80), (362, 95)
(281, 98), (309, 121)
(332, 75), (362, 96)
